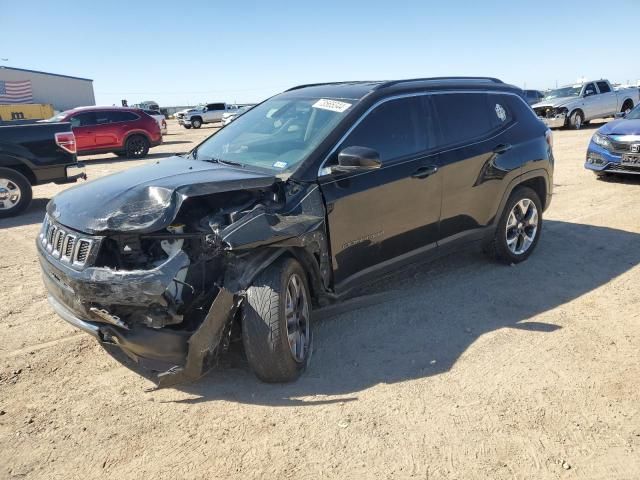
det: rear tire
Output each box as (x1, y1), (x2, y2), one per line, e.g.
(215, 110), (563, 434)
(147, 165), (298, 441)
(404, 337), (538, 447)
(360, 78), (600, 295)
(124, 135), (150, 158)
(0, 168), (32, 218)
(622, 100), (634, 115)
(242, 257), (312, 383)
(485, 186), (542, 264)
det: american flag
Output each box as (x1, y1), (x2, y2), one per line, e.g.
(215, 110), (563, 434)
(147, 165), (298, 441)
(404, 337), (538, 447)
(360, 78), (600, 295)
(0, 80), (33, 103)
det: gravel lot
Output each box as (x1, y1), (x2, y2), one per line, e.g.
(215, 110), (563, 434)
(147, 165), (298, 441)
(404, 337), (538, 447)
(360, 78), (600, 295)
(1, 119), (639, 479)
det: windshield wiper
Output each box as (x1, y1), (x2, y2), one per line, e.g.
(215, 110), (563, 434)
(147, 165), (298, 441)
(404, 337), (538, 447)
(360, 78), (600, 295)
(201, 157), (245, 168)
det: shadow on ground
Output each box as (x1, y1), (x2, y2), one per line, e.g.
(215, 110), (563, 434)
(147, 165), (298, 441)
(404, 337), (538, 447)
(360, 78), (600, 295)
(0, 198), (48, 229)
(95, 220), (640, 406)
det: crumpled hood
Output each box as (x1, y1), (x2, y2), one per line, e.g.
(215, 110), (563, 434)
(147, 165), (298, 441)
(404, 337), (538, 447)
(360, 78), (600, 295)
(598, 118), (640, 136)
(47, 156), (277, 234)
(532, 96), (578, 109)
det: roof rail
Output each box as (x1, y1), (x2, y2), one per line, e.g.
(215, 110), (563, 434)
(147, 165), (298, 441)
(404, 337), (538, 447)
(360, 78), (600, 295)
(375, 77), (504, 89)
(285, 80), (377, 92)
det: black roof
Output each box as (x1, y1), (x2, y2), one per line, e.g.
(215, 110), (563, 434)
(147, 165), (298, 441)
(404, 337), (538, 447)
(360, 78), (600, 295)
(282, 77), (517, 101)
(0, 66), (93, 82)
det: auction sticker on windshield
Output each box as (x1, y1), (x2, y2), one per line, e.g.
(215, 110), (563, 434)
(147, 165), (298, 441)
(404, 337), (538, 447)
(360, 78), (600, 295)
(312, 99), (352, 113)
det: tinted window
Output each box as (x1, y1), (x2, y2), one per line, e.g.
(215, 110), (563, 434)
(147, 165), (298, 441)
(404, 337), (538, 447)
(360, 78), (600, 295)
(109, 111), (139, 122)
(69, 112), (97, 127)
(430, 93), (506, 147)
(339, 97), (426, 162)
(207, 103), (226, 110)
(597, 81), (611, 94)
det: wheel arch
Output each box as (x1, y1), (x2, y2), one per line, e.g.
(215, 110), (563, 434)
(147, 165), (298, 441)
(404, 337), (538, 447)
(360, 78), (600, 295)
(493, 169), (551, 226)
(122, 130), (151, 147)
(0, 155), (36, 185)
(621, 98), (634, 110)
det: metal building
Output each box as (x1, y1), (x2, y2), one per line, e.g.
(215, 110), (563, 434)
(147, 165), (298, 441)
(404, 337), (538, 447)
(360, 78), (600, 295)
(0, 66), (95, 111)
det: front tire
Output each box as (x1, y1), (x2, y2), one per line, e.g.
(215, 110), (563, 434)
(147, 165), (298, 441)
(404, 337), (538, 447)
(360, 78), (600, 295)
(485, 186), (542, 264)
(0, 168), (32, 218)
(124, 135), (150, 158)
(569, 110), (584, 130)
(183, 125), (192, 130)
(242, 257), (312, 383)
(191, 117), (203, 129)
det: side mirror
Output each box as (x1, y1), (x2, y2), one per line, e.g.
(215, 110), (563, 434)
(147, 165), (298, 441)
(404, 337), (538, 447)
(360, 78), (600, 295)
(332, 146), (382, 173)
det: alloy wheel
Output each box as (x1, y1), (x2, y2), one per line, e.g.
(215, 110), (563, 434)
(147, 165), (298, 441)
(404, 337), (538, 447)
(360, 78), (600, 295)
(0, 178), (22, 211)
(285, 273), (310, 362)
(505, 198), (539, 255)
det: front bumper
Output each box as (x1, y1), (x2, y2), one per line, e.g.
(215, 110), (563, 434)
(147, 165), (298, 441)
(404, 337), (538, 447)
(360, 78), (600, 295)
(584, 142), (640, 174)
(539, 113), (566, 129)
(37, 236), (237, 380)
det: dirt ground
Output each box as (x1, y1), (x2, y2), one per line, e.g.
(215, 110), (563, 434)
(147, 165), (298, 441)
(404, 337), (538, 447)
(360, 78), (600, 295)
(1, 119), (639, 479)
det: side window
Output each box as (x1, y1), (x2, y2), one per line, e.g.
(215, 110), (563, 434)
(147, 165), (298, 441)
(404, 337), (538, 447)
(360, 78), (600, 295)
(584, 83), (597, 96)
(338, 97), (426, 163)
(597, 81), (611, 94)
(109, 111), (139, 122)
(69, 112), (96, 127)
(430, 93), (506, 148)
(95, 112), (112, 125)
(208, 103), (226, 111)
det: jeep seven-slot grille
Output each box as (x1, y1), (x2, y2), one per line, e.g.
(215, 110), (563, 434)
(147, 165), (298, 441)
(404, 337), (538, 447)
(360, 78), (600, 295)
(40, 215), (97, 268)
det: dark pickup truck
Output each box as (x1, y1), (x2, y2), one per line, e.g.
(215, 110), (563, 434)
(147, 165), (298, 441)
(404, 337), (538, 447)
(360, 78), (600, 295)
(0, 122), (86, 217)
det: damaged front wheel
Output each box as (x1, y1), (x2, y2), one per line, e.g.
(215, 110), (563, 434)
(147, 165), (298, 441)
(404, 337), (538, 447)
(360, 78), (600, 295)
(242, 257), (312, 382)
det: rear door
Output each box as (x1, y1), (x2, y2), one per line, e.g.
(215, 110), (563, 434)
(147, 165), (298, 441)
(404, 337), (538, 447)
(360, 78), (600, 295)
(68, 112), (97, 151)
(319, 95), (442, 290)
(430, 92), (521, 245)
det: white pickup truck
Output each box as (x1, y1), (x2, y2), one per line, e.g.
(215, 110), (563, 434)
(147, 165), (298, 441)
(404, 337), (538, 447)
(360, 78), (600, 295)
(177, 103), (239, 129)
(532, 79), (640, 129)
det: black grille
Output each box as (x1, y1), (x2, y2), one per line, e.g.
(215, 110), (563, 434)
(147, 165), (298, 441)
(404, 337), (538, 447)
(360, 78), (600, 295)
(76, 240), (91, 263)
(610, 141), (640, 154)
(64, 236), (75, 258)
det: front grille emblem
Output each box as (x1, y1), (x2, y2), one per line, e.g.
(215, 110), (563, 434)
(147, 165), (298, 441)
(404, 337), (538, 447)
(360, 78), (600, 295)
(631, 144), (640, 154)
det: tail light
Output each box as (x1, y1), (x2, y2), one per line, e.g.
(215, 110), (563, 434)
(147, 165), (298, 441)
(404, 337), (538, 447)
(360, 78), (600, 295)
(545, 129), (553, 149)
(55, 132), (77, 154)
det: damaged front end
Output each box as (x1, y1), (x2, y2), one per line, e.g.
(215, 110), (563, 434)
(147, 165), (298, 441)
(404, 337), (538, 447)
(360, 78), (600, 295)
(37, 158), (331, 386)
(533, 105), (568, 129)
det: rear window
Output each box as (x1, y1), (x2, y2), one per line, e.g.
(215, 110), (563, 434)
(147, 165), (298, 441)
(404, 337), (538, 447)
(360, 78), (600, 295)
(430, 93), (510, 147)
(109, 111), (139, 122)
(597, 81), (611, 94)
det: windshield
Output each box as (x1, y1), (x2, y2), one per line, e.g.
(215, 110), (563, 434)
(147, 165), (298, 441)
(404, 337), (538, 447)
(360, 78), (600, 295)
(543, 86), (582, 100)
(626, 104), (640, 120)
(192, 96), (354, 173)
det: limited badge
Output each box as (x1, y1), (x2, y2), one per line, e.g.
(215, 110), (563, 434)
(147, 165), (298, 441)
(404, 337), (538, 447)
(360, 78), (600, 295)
(495, 104), (507, 122)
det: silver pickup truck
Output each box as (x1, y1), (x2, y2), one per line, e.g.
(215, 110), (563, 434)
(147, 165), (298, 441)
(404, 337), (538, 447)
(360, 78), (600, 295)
(532, 79), (640, 129)
(178, 103), (239, 129)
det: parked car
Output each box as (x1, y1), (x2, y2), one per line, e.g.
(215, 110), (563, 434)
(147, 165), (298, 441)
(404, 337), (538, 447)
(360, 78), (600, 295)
(221, 105), (254, 126)
(523, 89), (545, 105)
(585, 103), (640, 177)
(0, 122), (85, 217)
(532, 79), (639, 129)
(143, 109), (167, 135)
(178, 103), (239, 129)
(37, 77), (553, 386)
(44, 107), (162, 158)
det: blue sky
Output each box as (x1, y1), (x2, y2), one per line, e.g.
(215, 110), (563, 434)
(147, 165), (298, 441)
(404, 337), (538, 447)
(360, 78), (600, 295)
(3, 0), (640, 106)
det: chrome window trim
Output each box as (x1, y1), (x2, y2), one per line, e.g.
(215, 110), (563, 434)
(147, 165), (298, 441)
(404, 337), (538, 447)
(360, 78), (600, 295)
(316, 89), (530, 179)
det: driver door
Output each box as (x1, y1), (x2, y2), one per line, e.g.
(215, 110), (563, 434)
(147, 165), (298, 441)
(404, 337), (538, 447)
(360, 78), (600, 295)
(319, 96), (442, 292)
(582, 83), (598, 119)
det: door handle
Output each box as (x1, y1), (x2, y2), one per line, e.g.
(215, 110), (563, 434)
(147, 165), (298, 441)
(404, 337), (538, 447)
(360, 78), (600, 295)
(493, 143), (512, 154)
(412, 165), (438, 179)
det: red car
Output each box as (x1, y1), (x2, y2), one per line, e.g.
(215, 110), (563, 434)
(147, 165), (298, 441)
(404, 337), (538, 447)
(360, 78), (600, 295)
(45, 107), (162, 158)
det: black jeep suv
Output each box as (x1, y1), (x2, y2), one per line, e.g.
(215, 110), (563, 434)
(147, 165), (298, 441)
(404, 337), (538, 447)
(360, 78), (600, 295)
(37, 77), (553, 386)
